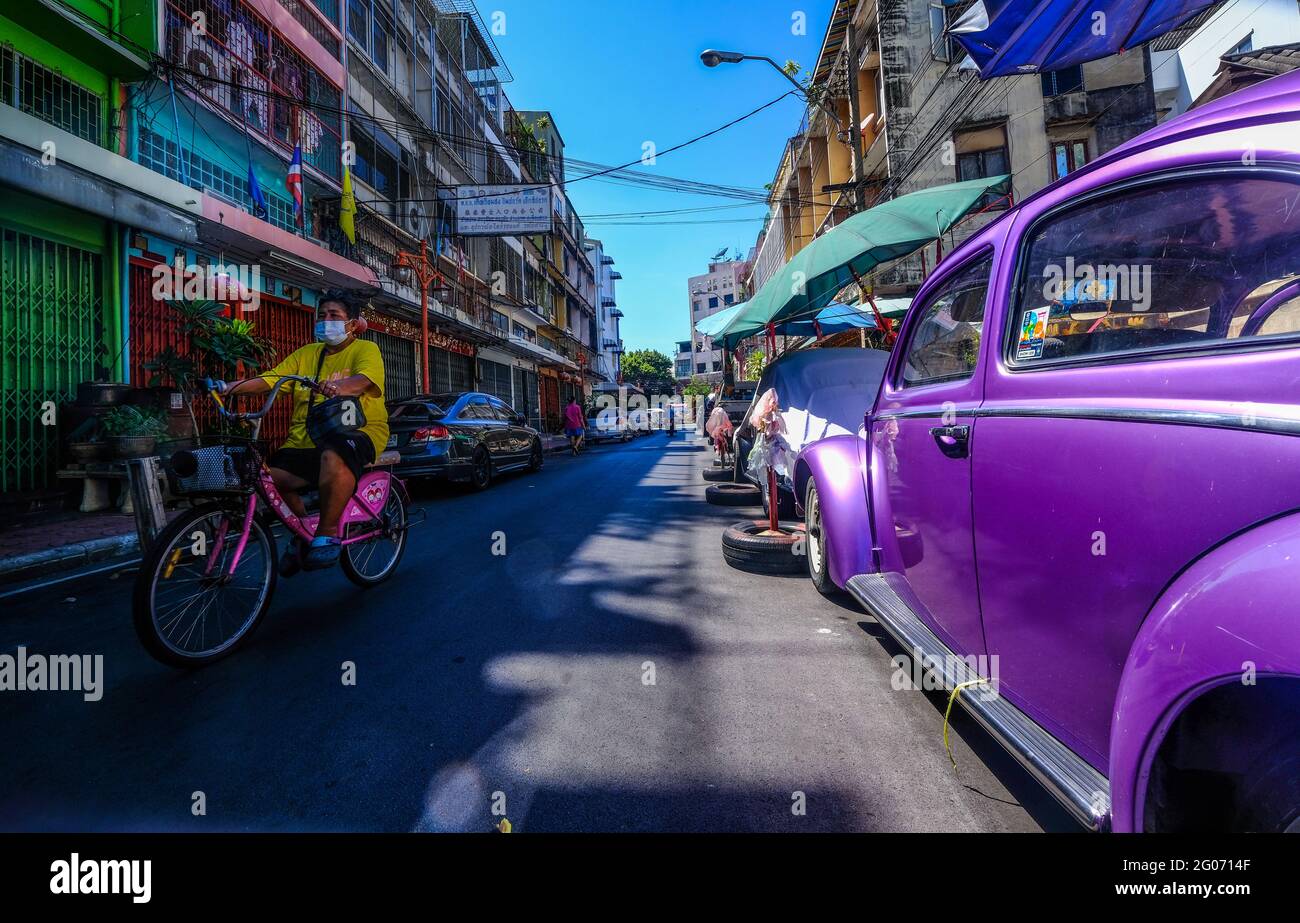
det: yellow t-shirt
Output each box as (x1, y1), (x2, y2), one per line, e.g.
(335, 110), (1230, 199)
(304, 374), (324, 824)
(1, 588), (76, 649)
(259, 339), (389, 457)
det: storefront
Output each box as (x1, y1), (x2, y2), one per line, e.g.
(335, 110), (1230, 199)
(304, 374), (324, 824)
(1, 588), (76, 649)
(513, 366), (541, 430)
(361, 310), (421, 402)
(427, 329), (475, 395)
(476, 345), (517, 408)
(0, 190), (116, 494)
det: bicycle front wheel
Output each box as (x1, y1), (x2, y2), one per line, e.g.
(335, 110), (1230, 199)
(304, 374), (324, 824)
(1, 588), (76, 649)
(132, 504), (277, 668)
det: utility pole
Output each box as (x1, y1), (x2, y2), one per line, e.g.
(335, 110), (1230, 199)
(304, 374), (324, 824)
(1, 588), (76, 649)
(844, 19), (867, 212)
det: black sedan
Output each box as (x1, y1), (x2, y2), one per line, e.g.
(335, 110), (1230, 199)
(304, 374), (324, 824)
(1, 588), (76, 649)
(385, 392), (543, 489)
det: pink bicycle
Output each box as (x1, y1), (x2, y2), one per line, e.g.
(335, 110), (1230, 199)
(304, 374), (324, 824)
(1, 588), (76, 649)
(132, 375), (412, 667)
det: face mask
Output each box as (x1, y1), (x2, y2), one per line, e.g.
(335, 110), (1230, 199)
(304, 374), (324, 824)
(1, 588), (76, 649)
(315, 320), (350, 346)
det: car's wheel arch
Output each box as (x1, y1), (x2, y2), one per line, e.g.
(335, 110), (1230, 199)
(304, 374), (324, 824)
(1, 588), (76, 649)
(1111, 511), (1300, 832)
(791, 435), (873, 590)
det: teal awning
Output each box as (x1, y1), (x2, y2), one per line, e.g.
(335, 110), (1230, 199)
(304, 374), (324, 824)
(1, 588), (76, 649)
(693, 303), (745, 339)
(716, 175), (1010, 346)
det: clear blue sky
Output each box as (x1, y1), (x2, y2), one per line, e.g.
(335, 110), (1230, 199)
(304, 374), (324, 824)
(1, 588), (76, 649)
(490, 0), (833, 358)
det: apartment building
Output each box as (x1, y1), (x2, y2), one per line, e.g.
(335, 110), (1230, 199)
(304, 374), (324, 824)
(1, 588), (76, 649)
(0, 0), (611, 497)
(585, 237), (624, 389)
(746, 0), (1275, 304)
(687, 256), (750, 382)
(1150, 0), (1300, 120)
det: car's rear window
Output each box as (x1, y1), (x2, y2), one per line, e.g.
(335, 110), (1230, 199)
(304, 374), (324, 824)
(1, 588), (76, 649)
(1010, 174), (1300, 366)
(390, 395), (458, 418)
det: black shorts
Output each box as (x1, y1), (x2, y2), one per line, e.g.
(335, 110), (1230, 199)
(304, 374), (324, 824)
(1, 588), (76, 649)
(270, 435), (376, 487)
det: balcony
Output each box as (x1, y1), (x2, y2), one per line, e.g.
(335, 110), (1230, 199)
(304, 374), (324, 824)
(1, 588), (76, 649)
(164, 0), (343, 185)
(276, 0), (343, 58)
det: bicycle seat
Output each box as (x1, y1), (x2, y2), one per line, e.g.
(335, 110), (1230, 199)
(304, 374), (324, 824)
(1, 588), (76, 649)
(368, 450), (401, 468)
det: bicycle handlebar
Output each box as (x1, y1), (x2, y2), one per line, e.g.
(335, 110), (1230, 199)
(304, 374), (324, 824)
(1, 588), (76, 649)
(203, 375), (321, 421)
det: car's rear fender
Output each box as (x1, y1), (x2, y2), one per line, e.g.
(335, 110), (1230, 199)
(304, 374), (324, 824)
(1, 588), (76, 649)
(792, 433), (874, 589)
(1110, 510), (1300, 832)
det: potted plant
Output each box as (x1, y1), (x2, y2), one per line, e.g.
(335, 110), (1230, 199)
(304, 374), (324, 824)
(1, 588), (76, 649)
(101, 405), (170, 459)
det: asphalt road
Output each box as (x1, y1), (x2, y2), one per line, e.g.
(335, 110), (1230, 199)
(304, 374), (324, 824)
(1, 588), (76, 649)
(0, 432), (1077, 832)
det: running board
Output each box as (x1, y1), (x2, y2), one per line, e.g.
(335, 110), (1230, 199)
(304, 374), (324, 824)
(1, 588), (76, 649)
(846, 573), (1111, 832)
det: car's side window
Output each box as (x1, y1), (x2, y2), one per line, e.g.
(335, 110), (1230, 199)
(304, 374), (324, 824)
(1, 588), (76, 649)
(1010, 174), (1300, 366)
(900, 254), (992, 388)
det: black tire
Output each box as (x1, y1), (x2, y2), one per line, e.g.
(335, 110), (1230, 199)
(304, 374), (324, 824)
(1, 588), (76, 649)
(340, 484), (408, 588)
(721, 520), (807, 575)
(804, 480), (840, 596)
(706, 482), (761, 506)
(702, 468), (732, 482)
(1235, 744), (1300, 832)
(133, 503), (277, 668)
(527, 439), (544, 471)
(469, 446), (493, 491)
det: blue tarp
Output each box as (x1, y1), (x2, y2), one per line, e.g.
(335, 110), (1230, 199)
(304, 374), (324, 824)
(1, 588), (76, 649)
(948, 0), (1218, 78)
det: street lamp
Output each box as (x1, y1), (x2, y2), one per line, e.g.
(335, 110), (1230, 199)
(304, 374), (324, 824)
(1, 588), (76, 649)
(699, 49), (843, 129)
(392, 240), (441, 394)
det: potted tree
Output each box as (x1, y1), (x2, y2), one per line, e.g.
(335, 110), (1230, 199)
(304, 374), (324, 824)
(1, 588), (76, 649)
(144, 300), (274, 439)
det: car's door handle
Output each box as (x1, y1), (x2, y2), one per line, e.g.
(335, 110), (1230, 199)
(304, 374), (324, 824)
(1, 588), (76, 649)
(929, 425), (971, 459)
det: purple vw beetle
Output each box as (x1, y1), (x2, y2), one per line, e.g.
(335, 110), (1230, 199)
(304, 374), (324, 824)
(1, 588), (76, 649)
(794, 70), (1300, 832)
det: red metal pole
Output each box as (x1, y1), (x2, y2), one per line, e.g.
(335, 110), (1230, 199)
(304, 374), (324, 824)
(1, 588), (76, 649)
(768, 466), (780, 531)
(420, 242), (431, 394)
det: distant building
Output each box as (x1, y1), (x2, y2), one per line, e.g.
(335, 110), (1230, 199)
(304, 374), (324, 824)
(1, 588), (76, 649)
(686, 256), (751, 383)
(585, 238), (624, 390)
(675, 341), (694, 382)
(1194, 42), (1300, 107)
(1150, 0), (1300, 120)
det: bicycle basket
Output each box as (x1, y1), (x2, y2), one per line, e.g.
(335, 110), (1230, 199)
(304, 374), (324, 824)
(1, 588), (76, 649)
(166, 442), (260, 496)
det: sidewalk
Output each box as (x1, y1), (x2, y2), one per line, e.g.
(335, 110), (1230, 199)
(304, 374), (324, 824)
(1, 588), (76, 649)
(0, 509), (146, 586)
(2, 437), (585, 586)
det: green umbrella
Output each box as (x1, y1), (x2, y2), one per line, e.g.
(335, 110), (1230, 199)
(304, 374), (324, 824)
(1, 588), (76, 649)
(718, 175), (1011, 344)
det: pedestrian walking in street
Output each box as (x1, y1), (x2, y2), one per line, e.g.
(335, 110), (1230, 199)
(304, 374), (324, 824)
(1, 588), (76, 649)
(564, 397), (586, 455)
(215, 290), (388, 572)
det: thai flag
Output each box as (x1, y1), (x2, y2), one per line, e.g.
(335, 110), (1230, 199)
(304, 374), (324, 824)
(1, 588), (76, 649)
(286, 144), (303, 225)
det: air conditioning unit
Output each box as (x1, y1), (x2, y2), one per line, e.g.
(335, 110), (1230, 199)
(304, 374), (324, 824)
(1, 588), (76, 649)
(405, 203), (429, 240)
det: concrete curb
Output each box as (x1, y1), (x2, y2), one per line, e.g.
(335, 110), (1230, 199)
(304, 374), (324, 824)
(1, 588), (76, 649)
(0, 533), (140, 586)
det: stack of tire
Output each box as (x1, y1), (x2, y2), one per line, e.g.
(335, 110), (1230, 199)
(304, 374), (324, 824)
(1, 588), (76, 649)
(703, 456), (805, 575)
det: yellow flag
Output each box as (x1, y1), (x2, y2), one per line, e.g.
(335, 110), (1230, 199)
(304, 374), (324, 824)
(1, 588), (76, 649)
(340, 165), (356, 244)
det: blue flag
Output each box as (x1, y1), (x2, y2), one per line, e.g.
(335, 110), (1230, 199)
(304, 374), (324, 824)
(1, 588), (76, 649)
(247, 164), (268, 217)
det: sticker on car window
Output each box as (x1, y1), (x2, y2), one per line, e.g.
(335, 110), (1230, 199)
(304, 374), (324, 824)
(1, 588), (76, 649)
(1016, 307), (1051, 360)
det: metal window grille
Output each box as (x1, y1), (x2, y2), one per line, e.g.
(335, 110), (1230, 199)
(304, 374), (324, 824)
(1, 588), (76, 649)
(163, 0), (342, 183)
(1, 46), (103, 145)
(364, 328), (417, 400)
(137, 129), (301, 234)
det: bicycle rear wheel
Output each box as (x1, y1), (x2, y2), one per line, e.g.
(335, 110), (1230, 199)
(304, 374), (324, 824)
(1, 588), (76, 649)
(133, 504), (277, 668)
(340, 486), (408, 588)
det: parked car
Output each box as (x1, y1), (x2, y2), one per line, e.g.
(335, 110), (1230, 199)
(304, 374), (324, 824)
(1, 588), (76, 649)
(586, 410), (633, 443)
(793, 70), (1300, 833)
(733, 348), (888, 518)
(719, 382), (757, 427)
(386, 391), (543, 489)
